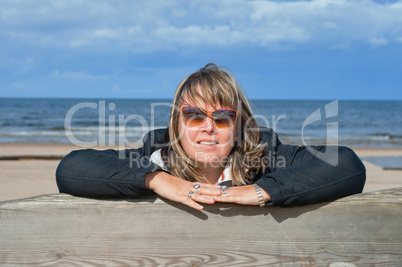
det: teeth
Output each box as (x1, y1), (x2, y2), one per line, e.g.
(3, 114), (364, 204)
(199, 141), (217, 145)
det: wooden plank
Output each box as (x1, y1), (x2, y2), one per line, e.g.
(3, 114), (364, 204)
(0, 155), (65, 160)
(0, 188), (401, 266)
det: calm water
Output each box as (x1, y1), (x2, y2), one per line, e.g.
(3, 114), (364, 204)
(0, 98), (401, 147)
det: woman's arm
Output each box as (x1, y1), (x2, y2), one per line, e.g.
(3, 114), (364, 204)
(213, 145), (365, 207)
(56, 128), (168, 198)
(255, 144), (366, 206)
(213, 128), (366, 207)
(56, 147), (159, 198)
(56, 147), (221, 208)
(56, 128), (221, 209)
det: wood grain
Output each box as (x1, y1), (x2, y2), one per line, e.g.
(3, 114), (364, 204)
(1, 188), (401, 266)
(0, 155), (64, 160)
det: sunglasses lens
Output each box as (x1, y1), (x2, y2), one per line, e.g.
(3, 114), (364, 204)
(212, 110), (237, 128)
(181, 106), (238, 128)
(181, 106), (206, 126)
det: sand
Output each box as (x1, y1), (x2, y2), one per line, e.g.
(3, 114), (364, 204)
(0, 143), (401, 202)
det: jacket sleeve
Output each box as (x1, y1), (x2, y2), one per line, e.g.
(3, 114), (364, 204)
(56, 128), (168, 198)
(255, 129), (366, 207)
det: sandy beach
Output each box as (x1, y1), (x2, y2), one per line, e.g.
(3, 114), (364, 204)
(0, 143), (401, 202)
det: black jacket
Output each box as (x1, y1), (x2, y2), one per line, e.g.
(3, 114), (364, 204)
(56, 128), (366, 207)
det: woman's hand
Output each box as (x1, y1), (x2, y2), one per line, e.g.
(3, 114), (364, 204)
(213, 185), (271, 206)
(145, 171), (222, 210)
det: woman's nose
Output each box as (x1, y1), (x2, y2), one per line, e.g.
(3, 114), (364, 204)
(200, 116), (216, 132)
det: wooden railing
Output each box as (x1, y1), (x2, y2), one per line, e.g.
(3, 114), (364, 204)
(1, 188), (401, 266)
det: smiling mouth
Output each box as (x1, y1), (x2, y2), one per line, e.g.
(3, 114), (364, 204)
(198, 141), (218, 145)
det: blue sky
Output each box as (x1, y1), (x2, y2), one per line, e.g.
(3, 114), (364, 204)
(0, 0), (401, 100)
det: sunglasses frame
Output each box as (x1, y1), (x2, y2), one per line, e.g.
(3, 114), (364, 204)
(180, 105), (238, 129)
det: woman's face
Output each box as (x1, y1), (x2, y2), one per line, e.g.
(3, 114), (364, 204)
(178, 87), (237, 168)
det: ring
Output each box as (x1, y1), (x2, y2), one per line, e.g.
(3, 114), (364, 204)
(188, 191), (194, 199)
(220, 185), (228, 197)
(193, 184), (201, 192)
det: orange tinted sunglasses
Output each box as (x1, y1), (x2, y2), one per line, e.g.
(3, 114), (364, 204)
(180, 105), (238, 129)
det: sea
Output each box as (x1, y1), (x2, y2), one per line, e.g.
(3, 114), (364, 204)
(0, 98), (401, 148)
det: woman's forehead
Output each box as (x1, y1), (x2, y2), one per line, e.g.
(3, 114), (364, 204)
(181, 93), (223, 111)
(180, 85), (237, 110)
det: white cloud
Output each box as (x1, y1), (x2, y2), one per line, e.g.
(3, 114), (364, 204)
(52, 70), (107, 80)
(1, 0), (402, 53)
(367, 37), (388, 46)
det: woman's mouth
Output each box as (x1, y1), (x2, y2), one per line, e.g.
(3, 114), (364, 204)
(198, 141), (218, 145)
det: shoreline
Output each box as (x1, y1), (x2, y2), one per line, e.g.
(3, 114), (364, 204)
(2, 142), (402, 159)
(1, 143), (401, 202)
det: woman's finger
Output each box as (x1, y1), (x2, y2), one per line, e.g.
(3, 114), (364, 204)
(191, 183), (221, 189)
(213, 194), (238, 203)
(212, 185), (265, 205)
(188, 191), (216, 204)
(194, 185), (222, 196)
(188, 183), (221, 196)
(184, 198), (204, 210)
(183, 192), (216, 210)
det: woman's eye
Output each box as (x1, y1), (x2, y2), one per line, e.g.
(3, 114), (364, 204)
(191, 114), (205, 118)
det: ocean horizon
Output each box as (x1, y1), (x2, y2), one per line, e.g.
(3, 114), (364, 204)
(0, 97), (401, 147)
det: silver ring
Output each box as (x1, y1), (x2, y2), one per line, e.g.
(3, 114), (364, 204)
(188, 191), (194, 199)
(220, 185), (228, 197)
(193, 184), (200, 192)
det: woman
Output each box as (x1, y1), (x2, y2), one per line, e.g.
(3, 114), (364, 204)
(56, 63), (366, 210)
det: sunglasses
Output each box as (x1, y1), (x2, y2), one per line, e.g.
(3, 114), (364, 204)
(180, 105), (238, 129)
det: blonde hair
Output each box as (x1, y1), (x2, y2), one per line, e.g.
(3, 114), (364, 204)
(162, 63), (268, 185)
